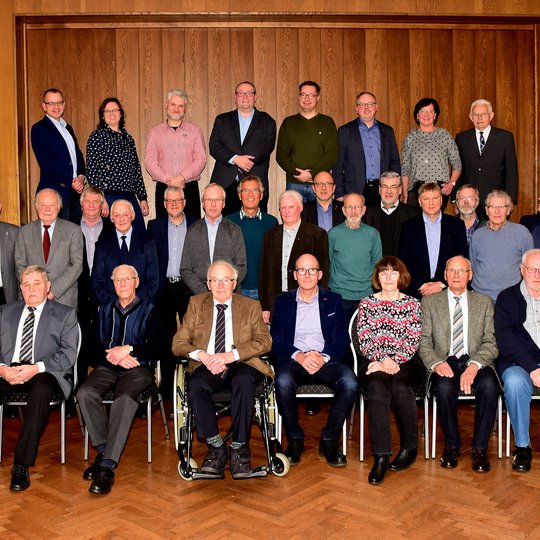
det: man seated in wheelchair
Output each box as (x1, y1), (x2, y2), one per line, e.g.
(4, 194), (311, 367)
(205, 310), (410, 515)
(172, 260), (272, 479)
(77, 264), (164, 494)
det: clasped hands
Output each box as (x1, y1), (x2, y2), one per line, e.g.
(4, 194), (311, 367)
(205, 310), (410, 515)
(106, 345), (140, 369)
(198, 351), (234, 375)
(0, 364), (39, 385)
(366, 357), (400, 375)
(296, 351), (325, 375)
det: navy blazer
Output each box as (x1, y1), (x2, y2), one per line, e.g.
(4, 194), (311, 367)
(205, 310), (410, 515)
(31, 116), (85, 202)
(301, 200), (344, 229)
(334, 119), (401, 199)
(209, 108), (276, 190)
(271, 287), (350, 368)
(495, 283), (540, 375)
(91, 229), (159, 305)
(398, 213), (468, 298)
(520, 214), (540, 233)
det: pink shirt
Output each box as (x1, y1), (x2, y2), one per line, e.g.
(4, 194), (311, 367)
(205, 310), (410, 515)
(144, 121), (207, 184)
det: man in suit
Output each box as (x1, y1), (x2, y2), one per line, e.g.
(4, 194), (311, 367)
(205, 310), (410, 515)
(172, 260), (272, 479)
(259, 190), (329, 324)
(145, 89), (207, 219)
(300, 171), (344, 231)
(0, 265), (78, 491)
(495, 249), (540, 472)
(399, 183), (468, 299)
(0, 219), (19, 305)
(92, 199), (159, 306)
(271, 253), (356, 467)
(31, 88), (86, 222)
(209, 81), (276, 214)
(78, 264), (163, 494)
(180, 183), (246, 295)
(456, 98), (518, 205)
(419, 256), (499, 472)
(15, 188), (83, 309)
(334, 91), (401, 205)
(363, 171), (420, 256)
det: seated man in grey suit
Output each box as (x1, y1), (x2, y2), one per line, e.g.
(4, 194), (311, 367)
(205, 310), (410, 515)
(14, 188), (83, 309)
(0, 265), (78, 491)
(180, 183), (246, 294)
(0, 218), (19, 305)
(419, 256), (499, 473)
(77, 264), (163, 495)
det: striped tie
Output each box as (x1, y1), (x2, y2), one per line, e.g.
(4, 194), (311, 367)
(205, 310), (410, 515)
(214, 304), (227, 354)
(20, 307), (36, 364)
(479, 131), (485, 155)
(452, 296), (464, 359)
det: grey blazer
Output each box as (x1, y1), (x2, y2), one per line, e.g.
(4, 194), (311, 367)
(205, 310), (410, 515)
(180, 217), (247, 294)
(14, 219), (83, 309)
(419, 289), (498, 371)
(0, 299), (79, 397)
(0, 221), (19, 303)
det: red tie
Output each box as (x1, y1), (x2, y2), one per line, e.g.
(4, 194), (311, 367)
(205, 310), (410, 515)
(43, 225), (51, 263)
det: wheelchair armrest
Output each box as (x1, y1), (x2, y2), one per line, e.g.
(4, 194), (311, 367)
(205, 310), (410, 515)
(173, 354), (191, 366)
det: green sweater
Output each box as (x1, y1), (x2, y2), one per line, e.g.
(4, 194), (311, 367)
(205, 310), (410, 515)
(276, 113), (338, 184)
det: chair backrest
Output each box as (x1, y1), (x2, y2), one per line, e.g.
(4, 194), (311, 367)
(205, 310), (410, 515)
(348, 308), (359, 376)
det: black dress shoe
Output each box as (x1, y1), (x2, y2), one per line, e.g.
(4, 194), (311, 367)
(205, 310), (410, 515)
(471, 448), (491, 473)
(10, 464), (30, 492)
(83, 452), (104, 480)
(89, 466), (115, 494)
(368, 455), (389, 485)
(319, 438), (347, 467)
(440, 447), (460, 469)
(512, 446), (532, 472)
(389, 448), (417, 472)
(284, 438), (305, 465)
(201, 444), (227, 474)
(306, 401), (320, 415)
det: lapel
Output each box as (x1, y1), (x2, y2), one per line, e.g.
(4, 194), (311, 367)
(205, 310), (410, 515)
(465, 290), (479, 348)
(32, 221), (46, 266)
(482, 127), (498, 156)
(434, 292), (452, 354)
(242, 109), (259, 146)
(48, 219), (64, 262)
(232, 111), (242, 147)
(416, 216), (430, 270)
(231, 294), (242, 344)
(201, 294), (215, 346)
(0, 228), (7, 277)
(35, 300), (53, 354)
(6, 303), (25, 361)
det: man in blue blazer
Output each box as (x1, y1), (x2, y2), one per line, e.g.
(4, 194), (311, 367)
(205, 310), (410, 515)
(31, 88), (86, 222)
(334, 92), (401, 205)
(209, 81), (276, 214)
(271, 253), (357, 467)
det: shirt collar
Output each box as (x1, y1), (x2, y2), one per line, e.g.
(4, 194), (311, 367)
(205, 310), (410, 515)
(205, 215), (222, 227)
(295, 287), (319, 305)
(422, 211), (442, 224)
(46, 114), (66, 128)
(240, 208), (262, 220)
(486, 220), (508, 232)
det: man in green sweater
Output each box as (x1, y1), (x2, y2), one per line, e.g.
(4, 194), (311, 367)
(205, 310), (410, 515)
(276, 81), (338, 203)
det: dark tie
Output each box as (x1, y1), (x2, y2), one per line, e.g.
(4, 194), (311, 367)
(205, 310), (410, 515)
(20, 307), (36, 364)
(120, 235), (129, 263)
(452, 296), (464, 358)
(214, 304), (228, 354)
(43, 225), (51, 263)
(479, 131), (485, 155)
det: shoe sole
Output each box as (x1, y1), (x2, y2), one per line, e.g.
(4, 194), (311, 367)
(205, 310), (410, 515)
(9, 483), (30, 492)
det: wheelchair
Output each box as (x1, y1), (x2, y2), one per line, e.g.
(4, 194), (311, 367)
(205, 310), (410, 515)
(173, 355), (290, 480)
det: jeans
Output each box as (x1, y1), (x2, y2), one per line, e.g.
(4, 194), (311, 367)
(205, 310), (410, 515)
(275, 359), (357, 440)
(502, 364), (537, 447)
(286, 181), (316, 203)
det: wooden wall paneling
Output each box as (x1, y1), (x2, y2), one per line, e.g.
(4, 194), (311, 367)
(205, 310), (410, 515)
(430, 30), (454, 134)
(473, 31), (497, 103)
(408, 29), (432, 128)
(364, 29), (389, 125)
(92, 28), (117, 119)
(495, 31), (518, 135)
(230, 29), (254, 86)
(162, 28), (186, 95)
(298, 29), (322, 100)
(451, 30), (476, 135)
(341, 29), (366, 125)
(321, 29), (344, 126)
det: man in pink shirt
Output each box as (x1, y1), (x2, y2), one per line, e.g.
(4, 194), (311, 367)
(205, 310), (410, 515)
(145, 89), (207, 219)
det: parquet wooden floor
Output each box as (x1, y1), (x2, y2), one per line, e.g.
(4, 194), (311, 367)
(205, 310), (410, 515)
(1, 402), (540, 539)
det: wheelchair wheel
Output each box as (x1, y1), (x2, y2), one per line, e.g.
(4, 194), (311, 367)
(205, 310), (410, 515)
(272, 452), (290, 477)
(178, 458), (197, 481)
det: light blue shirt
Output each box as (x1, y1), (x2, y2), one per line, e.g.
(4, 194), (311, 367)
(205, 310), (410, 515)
(316, 202), (333, 231)
(358, 119), (381, 180)
(167, 217), (187, 278)
(423, 212), (442, 279)
(116, 227), (133, 250)
(46, 114), (78, 178)
(228, 110), (255, 164)
(205, 215), (222, 262)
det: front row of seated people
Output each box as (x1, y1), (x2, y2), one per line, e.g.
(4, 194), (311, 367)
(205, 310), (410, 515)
(3, 249), (540, 490)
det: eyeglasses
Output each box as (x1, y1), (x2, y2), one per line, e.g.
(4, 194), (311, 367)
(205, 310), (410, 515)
(379, 270), (399, 278)
(472, 112), (490, 118)
(299, 93), (319, 99)
(208, 277), (236, 285)
(356, 102), (377, 108)
(112, 276), (138, 284)
(457, 196), (478, 203)
(236, 91), (255, 97)
(486, 205), (510, 211)
(240, 188), (261, 193)
(204, 198), (224, 203)
(44, 100), (64, 107)
(313, 182), (334, 188)
(295, 267), (319, 276)
(165, 198), (185, 205)
(380, 184), (400, 190)
(522, 265), (540, 276)
(104, 108), (120, 114)
(344, 205), (363, 211)
(446, 268), (471, 276)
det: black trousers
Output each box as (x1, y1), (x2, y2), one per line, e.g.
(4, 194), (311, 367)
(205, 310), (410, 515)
(187, 362), (259, 444)
(358, 355), (425, 455)
(155, 180), (201, 219)
(0, 372), (61, 466)
(431, 355), (499, 450)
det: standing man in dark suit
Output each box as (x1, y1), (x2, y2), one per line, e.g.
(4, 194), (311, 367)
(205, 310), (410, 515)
(209, 81), (276, 214)
(399, 183), (468, 299)
(0, 265), (78, 491)
(31, 88), (86, 222)
(334, 92), (401, 206)
(15, 188), (83, 309)
(364, 171), (421, 256)
(91, 199), (159, 306)
(300, 171), (344, 231)
(0, 219), (19, 305)
(456, 98), (518, 205)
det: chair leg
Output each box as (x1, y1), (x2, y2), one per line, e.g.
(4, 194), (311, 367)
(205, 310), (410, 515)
(157, 393), (170, 440)
(84, 426), (89, 461)
(424, 396), (430, 460)
(74, 399), (85, 438)
(431, 397), (437, 459)
(497, 395), (502, 459)
(342, 415), (347, 456)
(359, 394), (365, 462)
(506, 409), (511, 458)
(60, 399), (66, 464)
(0, 404), (3, 463)
(348, 401), (355, 440)
(147, 397), (152, 463)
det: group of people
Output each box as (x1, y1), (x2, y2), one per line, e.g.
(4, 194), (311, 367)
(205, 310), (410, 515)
(0, 79), (537, 494)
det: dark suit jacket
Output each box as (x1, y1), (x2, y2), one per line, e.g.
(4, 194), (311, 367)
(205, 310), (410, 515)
(209, 108), (276, 191)
(363, 203), (421, 256)
(495, 283), (540, 375)
(455, 126), (518, 203)
(520, 214), (540, 234)
(0, 221), (19, 303)
(31, 116), (85, 203)
(271, 288), (350, 368)
(398, 213), (468, 298)
(259, 221), (329, 313)
(91, 229), (159, 305)
(0, 299), (79, 398)
(334, 119), (401, 198)
(301, 200), (344, 228)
